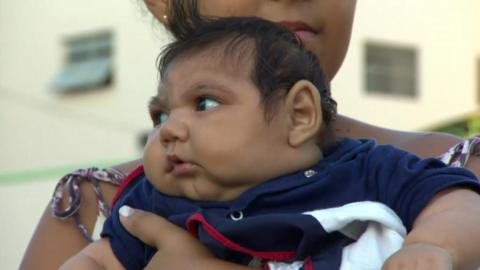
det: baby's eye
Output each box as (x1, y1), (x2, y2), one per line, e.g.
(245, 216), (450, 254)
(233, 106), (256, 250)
(196, 97), (220, 111)
(156, 112), (169, 125)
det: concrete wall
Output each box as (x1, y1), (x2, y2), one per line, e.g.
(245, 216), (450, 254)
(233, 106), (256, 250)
(0, 0), (171, 173)
(334, 0), (480, 130)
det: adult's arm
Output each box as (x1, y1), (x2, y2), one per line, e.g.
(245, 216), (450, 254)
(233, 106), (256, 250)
(383, 188), (480, 270)
(19, 160), (141, 270)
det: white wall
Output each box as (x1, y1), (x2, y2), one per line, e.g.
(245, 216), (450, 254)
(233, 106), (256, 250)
(0, 179), (56, 269)
(333, 0), (480, 130)
(0, 0), (171, 173)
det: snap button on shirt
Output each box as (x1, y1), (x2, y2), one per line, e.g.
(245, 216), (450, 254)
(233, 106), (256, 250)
(304, 169), (317, 178)
(230, 211), (244, 221)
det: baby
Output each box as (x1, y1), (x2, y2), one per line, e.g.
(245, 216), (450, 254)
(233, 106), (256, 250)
(61, 16), (480, 270)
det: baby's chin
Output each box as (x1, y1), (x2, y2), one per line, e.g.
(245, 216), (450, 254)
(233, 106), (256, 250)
(176, 184), (247, 202)
(147, 175), (231, 201)
(150, 176), (251, 202)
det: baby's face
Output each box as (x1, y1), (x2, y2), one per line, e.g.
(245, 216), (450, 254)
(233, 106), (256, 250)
(144, 52), (293, 201)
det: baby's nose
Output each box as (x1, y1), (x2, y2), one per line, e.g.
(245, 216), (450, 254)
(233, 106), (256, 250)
(159, 115), (189, 146)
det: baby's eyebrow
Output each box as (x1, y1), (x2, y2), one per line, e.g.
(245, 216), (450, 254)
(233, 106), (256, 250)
(182, 81), (232, 99)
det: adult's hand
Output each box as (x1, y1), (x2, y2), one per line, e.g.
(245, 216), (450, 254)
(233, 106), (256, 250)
(119, 206), (252, 270)
(382, 243), (453, 270)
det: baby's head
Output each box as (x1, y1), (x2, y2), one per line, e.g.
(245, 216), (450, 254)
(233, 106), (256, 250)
(144, 16), (337, 201)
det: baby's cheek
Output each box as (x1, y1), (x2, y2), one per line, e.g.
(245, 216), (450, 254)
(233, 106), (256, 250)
(143, 150), (170, 192)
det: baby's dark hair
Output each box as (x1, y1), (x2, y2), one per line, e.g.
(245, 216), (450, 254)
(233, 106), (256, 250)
(158, 1), (337, 127)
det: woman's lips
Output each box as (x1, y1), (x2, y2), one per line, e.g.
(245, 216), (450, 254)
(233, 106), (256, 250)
(278, 21), (318, 41)
(294, 30), (317, 40)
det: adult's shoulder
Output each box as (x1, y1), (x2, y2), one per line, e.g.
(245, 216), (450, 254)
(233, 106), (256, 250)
(334, 114), (462, 158)
(334, 115), (480, 177)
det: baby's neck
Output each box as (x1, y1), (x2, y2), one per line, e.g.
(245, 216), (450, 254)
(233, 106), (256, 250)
(217, 144), (324, 201)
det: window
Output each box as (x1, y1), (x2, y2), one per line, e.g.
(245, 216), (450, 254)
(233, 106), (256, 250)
(365, 43), (418, 97)
(52, 31), (113, 92)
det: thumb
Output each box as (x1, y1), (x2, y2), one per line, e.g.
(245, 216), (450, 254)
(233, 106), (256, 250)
(119, 205), (177, 248)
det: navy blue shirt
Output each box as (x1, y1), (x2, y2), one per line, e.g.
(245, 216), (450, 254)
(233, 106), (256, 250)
(102, 139), (480, 270)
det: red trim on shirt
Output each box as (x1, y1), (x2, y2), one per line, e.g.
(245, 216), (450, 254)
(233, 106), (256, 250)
(186, 213), (296, 261)
(111, 165), (144, 207)
(304, 257), (313, 270)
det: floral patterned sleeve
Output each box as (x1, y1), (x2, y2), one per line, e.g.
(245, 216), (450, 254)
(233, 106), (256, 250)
(438, 135), (480, 169)
(50, 167), (126, 242)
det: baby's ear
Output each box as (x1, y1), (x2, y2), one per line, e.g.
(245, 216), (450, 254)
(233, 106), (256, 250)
(284, 80), (322, 147)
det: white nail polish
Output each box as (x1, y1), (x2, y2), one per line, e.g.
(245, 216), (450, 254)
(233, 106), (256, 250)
(119, 205), (133, 217)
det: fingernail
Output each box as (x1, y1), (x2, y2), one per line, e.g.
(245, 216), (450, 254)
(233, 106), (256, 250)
(119, 205), (134, 218)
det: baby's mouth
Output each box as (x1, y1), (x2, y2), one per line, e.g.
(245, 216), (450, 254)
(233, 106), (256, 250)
(165, 154), (196, 176)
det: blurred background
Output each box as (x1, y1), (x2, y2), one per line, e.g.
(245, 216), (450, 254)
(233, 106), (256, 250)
(0, 0), (479, 268)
